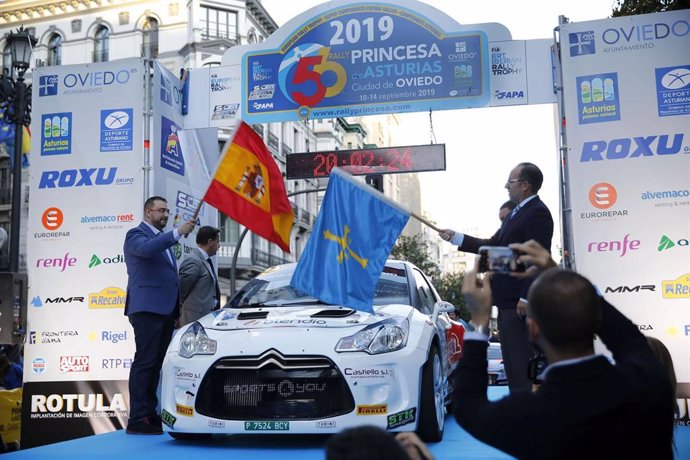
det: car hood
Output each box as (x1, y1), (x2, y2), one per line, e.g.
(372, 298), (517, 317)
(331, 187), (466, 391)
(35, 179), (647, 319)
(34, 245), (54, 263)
(201, 304), (413, 331)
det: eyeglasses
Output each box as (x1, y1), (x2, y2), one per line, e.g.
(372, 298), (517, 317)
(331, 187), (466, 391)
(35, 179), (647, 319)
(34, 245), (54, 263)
(147, 207), (170, 215)
(506, 179), (527, 186)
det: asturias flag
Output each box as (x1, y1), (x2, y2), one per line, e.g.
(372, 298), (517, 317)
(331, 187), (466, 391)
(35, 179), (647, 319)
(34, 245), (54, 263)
(203, 121), (293, 252)
(290, 168), (410, 312)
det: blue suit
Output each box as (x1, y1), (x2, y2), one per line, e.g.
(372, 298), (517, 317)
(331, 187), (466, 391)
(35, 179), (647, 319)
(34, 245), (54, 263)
(123, 222), (180, 426)
(124, 222), (180, 316)
(459, 196), (553, 391)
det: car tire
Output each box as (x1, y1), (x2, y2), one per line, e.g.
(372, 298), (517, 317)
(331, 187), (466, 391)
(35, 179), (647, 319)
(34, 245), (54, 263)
(168, 432), (213, 441)
(417, 345), (444, 442)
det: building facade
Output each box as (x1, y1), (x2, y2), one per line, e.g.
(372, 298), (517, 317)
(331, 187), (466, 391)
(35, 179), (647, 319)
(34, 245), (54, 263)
(0, 0), (323, 292)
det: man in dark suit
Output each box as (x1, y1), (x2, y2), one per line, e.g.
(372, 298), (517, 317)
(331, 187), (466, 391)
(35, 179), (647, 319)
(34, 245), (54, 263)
(439, 162), (553, 392)
(179, 226), (221, 326)
(123, 196), (194, 434)
(452, 241), (674, 459)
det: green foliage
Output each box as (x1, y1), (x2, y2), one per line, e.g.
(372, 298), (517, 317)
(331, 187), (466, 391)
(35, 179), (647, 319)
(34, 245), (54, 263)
(611, 0), (689, 17)
(436, 271), (470, 321)
(390, 235), (440, 279)
(390, 235), (469, 319)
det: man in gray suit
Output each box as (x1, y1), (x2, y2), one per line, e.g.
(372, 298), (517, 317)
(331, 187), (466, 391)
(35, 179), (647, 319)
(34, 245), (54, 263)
(179, 226), (221, 326)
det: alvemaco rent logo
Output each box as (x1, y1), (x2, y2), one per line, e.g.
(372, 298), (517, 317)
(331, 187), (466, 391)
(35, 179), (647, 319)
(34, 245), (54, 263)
(580, 133), (687, 162)
(569, 31), (596, 57)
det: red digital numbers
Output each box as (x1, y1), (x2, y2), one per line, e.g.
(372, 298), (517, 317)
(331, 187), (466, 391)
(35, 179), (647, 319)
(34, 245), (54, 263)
(313, 153), (338, 177)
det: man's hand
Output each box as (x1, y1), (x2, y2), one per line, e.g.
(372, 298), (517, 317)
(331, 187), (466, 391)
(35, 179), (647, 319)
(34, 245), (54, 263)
(438, 228), (456, 242)
(395, 432), (435, 460)
(516, 300), (528, 318)
(462, 257), (492, 325)
(178, 219), (195, 236)
(508, 240), (557, 279)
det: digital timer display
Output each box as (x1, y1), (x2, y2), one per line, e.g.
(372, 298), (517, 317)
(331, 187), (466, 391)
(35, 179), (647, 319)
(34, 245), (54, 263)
(285, 144), (446, 180)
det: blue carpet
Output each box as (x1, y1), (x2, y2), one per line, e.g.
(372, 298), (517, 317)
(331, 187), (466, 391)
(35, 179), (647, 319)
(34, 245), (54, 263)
(7, 388), (689, 459)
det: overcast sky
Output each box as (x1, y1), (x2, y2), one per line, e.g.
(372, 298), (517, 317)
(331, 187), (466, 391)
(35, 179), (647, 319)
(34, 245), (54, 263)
(260, 0), (615, 249)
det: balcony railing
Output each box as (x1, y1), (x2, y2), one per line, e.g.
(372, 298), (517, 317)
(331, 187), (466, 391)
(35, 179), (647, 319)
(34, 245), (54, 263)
(251, 248), (289, 268)
(252, 124), (264, 137)
(0, 187), (10, 204)
(267, 132), (279, 151)
(281, 143), (292, 155)
(92, 51), (109, 62)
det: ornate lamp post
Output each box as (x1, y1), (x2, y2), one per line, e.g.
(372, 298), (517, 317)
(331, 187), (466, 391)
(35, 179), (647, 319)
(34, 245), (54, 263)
(1, 26), (36, 273)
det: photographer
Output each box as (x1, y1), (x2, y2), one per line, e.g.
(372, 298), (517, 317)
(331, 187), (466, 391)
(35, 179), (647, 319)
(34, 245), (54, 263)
(451, 240), (674, 459)
(439, 162), (554, 392)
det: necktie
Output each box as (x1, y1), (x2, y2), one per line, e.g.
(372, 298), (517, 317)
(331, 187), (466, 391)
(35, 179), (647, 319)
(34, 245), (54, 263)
(509, 205), (521, 220)
(207, 258), (221, 310)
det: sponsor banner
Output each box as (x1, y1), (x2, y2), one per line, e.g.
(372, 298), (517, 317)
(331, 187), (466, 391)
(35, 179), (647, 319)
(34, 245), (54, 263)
(220, 0), (518, 122)
(560, 10), (690, 384)
(20, 380), (128, 449)
(655, 64), (690, 117)
(489, 40), (527, 107)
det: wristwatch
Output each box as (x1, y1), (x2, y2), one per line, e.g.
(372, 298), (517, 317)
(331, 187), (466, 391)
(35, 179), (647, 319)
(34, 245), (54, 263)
(467, 321), (491, 336)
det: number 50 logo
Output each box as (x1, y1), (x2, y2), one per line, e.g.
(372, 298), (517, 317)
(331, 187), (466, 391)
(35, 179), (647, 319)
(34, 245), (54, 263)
(278, 43), (347, 107)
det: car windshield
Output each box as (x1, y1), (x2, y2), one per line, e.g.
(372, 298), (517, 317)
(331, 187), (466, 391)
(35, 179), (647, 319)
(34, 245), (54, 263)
(227, 264), (411, 308)
(487, 346), (503, 360)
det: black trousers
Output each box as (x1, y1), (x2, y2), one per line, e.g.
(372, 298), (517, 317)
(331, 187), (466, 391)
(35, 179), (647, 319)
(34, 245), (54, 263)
(497, 308), (533, 392)
(127, 312), (175, 423)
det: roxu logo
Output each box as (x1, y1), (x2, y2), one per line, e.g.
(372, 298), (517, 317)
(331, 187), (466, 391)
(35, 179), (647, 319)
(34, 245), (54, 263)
(39, 168), (117, 189)
(580, 133), (687, 162)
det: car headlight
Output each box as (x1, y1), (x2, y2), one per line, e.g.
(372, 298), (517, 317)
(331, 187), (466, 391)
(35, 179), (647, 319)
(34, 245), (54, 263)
(179, 322), (217, 358)
(335, 318), (409, 354)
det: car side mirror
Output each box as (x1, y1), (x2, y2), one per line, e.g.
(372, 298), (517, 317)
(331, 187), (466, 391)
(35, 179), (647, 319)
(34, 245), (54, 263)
(431, 300), (455, 323)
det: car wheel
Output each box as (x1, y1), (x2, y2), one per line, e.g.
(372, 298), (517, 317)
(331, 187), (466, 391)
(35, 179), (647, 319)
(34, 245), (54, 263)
(168, 432), (213, 441)
(417, 345), (444, 442)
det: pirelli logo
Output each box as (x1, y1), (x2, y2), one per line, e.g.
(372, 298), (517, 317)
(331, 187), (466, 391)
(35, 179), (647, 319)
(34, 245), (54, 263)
(356, 404), (387, 415)
(176, 404), (193, 417)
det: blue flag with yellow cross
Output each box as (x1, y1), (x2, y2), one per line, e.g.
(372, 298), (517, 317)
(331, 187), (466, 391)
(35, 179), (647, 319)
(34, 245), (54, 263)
(290, 167), (410, 313)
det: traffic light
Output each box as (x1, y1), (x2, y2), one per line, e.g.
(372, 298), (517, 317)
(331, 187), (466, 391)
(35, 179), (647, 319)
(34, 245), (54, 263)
(365, 174), (383, 193)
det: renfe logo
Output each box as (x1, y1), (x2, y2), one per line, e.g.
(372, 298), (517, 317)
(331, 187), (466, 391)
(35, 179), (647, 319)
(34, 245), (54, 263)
(580, 133), (686, 161)
(36, 253), (77, 271)
(588, 183), (617, 209)
(41, 207), (64, 230)
(587, 234), (640, 257)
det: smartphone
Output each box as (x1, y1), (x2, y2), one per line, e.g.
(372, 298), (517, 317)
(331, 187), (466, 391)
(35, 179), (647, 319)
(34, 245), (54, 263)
(478, 246), (525, 273)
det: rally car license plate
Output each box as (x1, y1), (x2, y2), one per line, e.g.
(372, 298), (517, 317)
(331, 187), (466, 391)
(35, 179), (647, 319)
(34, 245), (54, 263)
(244, 421), (290, 431)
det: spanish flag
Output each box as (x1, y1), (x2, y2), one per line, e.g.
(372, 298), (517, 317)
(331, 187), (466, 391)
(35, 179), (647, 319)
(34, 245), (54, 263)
(203, 121), (293, 253)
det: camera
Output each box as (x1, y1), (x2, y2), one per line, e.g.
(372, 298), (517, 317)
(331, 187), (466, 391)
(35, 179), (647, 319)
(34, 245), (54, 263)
(478, 246), (525, 273)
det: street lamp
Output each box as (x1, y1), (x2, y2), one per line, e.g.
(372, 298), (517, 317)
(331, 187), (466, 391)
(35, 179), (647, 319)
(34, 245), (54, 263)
(1, 26), (36, 273)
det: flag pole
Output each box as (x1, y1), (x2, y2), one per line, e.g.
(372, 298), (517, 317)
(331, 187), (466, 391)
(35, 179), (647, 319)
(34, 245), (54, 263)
(410, 211), (440, 232)
(188, 119), (245, 224)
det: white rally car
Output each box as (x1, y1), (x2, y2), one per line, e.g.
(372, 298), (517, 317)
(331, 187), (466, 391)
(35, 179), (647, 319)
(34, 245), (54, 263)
(160, 260), (465, 442)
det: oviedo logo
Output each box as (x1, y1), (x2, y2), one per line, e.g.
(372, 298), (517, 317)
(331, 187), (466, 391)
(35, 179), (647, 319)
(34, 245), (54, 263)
(662, 274), (690, 299)
(588, 183), (617, 209)
(41, 207), (64, 230)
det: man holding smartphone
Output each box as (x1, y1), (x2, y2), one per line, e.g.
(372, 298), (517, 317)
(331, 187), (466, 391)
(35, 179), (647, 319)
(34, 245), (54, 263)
(439, 162), (553, 392)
